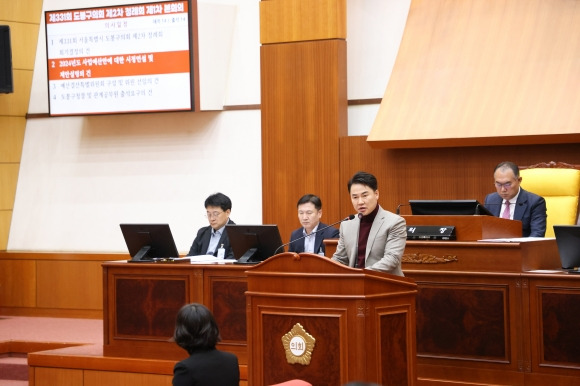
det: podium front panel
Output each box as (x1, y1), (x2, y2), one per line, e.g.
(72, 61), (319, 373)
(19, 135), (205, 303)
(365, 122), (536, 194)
(260, 309), (344, 386)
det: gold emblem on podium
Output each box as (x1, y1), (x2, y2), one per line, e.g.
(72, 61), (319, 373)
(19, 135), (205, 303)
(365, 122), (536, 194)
(281, 323), (316, 365)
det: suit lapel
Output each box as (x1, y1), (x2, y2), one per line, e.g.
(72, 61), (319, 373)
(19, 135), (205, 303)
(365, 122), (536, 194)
(314, 231), (323, 254)
(491, 195), (503, 217)
(514, 190), (528, 221)
(348, 218), (360, 265)
(366, 208), (385, 258)
(200, 227), (212, 255)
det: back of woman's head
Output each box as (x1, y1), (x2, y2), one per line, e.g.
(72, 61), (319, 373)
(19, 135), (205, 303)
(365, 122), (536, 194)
(173, 303), (221, 354)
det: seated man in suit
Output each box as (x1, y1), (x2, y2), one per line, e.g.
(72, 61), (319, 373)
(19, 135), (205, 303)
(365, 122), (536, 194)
(288, 194), (339, 256)
(187, 192), (235, 258)
(484, 161), (547, 237)
(332, 171), (407, 276)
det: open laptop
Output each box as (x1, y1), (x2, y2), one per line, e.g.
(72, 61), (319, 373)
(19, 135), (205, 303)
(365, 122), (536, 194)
(553, 225), (580, 273)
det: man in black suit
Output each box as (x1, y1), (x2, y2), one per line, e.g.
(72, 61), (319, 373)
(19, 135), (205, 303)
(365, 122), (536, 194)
(484, 161), (547, 237)
(187, 193), (235, 258)
(288, 194), (339, 256)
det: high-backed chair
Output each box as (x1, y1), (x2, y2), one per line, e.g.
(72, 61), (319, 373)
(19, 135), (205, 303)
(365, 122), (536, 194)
(520, 161), (580, 237)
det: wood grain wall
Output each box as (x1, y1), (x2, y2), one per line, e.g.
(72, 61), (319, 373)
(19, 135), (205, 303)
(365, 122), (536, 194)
(260, 0), (347, 243)
(336, 138), (580, 221)
(0, 252), (124, 318)
(0, 0), (44, 250)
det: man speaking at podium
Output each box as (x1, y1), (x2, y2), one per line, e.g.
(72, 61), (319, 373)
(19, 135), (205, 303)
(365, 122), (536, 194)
(332, 171), (407, 276)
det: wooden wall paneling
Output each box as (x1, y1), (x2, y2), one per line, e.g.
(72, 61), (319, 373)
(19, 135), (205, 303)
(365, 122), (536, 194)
(0, 0), (43, 251)
(36, 260), (104, 310)
(261, 39), (346, 242)
(31, 367), (83, 386)
(0, 211), (11, 250)
(0, 259), (36, 307)
(0, 117), (26, 162)
(84, 370), (172, 386)
(260, 0), (346, 44)
(0, 0), (44, 23)
(338, 137), (580, 219)
(0, 163), (19, 209)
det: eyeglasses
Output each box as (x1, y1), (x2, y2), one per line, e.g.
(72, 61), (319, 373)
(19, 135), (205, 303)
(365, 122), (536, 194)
(494, 182), (513, 189)
(206, 211), (224, 219)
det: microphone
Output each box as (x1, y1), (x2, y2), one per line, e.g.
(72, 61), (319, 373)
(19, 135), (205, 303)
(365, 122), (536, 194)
(475, 203), (491, 215)
(274, 214), (356, 255)
(396, 203), (410, 215)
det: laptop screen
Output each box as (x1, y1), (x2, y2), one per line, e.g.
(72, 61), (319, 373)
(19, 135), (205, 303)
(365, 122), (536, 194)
(553, 225), (580, 270)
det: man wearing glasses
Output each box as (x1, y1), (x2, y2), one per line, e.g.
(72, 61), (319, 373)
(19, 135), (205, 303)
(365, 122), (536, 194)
(288, 194), (339, 256)
(187, 192), (235, 258)
(484, 161), (547, 237)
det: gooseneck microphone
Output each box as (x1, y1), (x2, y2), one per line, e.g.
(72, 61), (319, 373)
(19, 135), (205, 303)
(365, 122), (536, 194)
(274, 214), (356, 255)
(396, 203), (410, 215)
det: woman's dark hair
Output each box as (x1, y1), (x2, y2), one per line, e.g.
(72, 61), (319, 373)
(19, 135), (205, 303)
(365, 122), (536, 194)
(173, 303), (221, 354)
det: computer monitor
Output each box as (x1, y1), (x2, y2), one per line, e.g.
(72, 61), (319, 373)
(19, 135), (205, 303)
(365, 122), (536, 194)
(409, 200), (493, 216)
(120, 223), (180, 262)
(226, 224), (283, 264)
(553, 225), (580, 271)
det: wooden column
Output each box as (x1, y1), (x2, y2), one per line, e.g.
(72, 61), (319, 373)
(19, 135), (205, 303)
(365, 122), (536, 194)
(260, 0), (347, 242)
(0, 0), (44, 250)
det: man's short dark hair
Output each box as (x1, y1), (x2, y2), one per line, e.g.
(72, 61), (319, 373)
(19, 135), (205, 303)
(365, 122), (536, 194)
(348, 171), (378, 192)
(297, 194), (322, 210)
(205, 192), (232, 211)
(494, 161), (520, 178)
(173, 303), (221, 354)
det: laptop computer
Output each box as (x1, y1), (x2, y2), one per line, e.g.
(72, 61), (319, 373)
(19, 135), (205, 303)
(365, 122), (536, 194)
(553, 225), (580, 273)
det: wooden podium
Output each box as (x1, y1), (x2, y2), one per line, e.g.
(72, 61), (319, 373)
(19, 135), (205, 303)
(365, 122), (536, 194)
(245, 252), (418, 386)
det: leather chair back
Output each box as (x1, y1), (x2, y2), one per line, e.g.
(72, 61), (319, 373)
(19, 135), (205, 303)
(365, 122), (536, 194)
(520, 162), (580, 237)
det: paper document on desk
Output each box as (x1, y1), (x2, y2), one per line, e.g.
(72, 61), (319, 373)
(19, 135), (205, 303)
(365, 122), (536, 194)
(478, 237), (554, 242)
(188, 255), (236, 264)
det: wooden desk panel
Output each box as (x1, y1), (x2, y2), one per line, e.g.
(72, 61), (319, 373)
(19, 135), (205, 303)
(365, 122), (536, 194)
(100, 244), (580, 385)
(402, 239), (560, 272)
(525, 272), (580, 383)
(102, 262), (249, 364)
(325, 239), (560, 273)
(406, 270), (524, 385)
(402, 215), (522, 241)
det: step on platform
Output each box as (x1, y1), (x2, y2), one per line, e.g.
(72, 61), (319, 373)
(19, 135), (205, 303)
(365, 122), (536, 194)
(0, 354), (28, 381)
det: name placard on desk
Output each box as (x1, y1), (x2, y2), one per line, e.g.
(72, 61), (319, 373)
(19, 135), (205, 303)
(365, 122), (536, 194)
(406, 225), (456, 240)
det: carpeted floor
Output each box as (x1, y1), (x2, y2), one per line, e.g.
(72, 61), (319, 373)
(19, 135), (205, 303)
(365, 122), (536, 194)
(0, 316), (102, 344)
(0, 316), (102, 385)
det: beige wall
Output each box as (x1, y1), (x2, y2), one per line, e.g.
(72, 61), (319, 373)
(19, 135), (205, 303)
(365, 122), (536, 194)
(0, 0), (44, 250)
